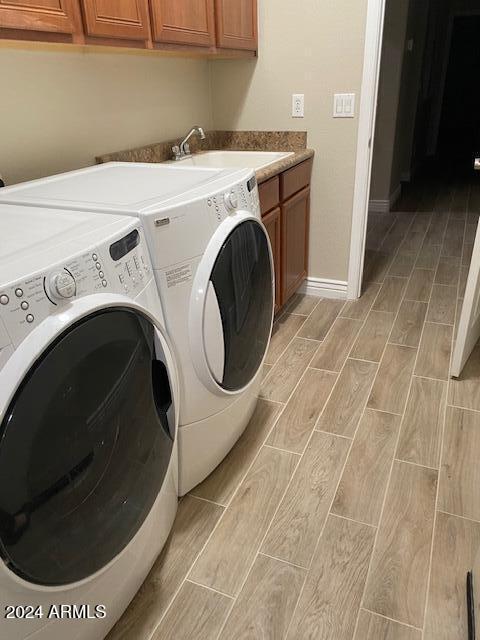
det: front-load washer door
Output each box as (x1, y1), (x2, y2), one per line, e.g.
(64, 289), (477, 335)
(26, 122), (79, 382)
(191, 216), (274, 394)
(0, 308), (174, 587)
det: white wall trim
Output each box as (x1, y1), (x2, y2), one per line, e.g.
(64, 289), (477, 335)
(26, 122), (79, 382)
(368, 199), (390, 213)
(301, 277), (348, 300)
(347, 0), (387, 300)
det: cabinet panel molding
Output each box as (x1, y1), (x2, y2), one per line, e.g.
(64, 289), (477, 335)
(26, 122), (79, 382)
(0, 0), (80, 34)
(215, 0), (257, 51)
(150, 0), (215, 47)
(263, 206), (282, 313)
(81, 0), (151, 40)
(281, 186), (310, 304)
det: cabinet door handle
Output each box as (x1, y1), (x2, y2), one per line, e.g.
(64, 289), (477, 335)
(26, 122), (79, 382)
(475, 158), (480, 171)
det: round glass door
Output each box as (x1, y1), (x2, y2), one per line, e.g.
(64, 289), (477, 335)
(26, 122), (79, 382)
(0, 308), (174, 586)
(208, 219), (273, 391)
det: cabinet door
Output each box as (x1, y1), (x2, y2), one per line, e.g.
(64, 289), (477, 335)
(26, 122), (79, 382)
(215, 0), (257, 50)
(81, 0), (150, 40)
(0, 0), (79, 34)
(150, 0), (215, 47)
(262, 207), (281, 314)
(281, 187), (310, 305)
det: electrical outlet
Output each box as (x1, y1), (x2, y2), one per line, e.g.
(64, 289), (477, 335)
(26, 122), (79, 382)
(292, 94), (304, 118)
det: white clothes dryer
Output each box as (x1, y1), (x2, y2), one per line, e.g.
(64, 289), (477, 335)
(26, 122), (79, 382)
(0, 204), (179, 640)
(0, 163), (274, 495)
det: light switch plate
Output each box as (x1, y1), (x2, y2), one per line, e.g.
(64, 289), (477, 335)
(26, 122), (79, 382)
(333, 93), (355, 118)
(292, 94), (304, 118)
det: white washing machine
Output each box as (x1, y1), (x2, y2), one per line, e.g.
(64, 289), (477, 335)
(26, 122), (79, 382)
(0, 204), (179, 639)
(0, 163), (274, 495)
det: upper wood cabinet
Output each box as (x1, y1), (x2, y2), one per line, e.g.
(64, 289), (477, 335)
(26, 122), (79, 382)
(0, 0), (79, 34)
(150, 0), (215, 47)
(80, 0), (150, 41)
(215, 0), (257, 50)
(0, 0), (257, 54)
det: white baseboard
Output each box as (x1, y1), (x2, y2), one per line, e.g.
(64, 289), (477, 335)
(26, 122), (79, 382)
(300, 277), (348, 299)
(368, 199), (390, 213)
(369, 183), (402, 214)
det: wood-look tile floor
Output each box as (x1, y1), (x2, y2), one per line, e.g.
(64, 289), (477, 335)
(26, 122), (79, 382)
(108, 176), (480, 640)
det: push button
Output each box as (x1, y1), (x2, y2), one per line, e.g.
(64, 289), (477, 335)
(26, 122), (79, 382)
(21, 301), (29, 310)
(26, 314), (34, 323)
(15, 288), (23, 298)
(0, 295), (9, 305)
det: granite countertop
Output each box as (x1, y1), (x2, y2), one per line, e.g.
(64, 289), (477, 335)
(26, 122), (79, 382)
(96, 131), (314, 183)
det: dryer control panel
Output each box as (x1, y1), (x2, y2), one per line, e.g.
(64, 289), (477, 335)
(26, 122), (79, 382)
(206, 175), (260, 225)
(0, 225), (153, 357)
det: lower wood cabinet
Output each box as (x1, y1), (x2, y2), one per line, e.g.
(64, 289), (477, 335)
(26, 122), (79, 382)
(259, 158), (312, 313)
(262, 206), (281, 314)
(281, 187), (310, 304)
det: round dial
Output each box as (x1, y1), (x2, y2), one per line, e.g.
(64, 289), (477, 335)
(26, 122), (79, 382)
(50, 272), (76, 300)
(224, 191), (239, 212)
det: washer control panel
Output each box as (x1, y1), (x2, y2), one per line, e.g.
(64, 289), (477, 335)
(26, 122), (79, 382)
(0, 225), (153, 355)
(206, 175), (260, 224)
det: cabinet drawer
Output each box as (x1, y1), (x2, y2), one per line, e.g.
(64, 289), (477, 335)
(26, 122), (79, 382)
(281, 158), (313, 201)
(259, 175), (279, 216)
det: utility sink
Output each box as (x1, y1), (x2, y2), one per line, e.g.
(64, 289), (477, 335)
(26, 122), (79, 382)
(166, 150), (294, 170)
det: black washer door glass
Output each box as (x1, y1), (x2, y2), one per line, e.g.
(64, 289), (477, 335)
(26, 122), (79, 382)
(0, 309), (173, 586)
(210, 220), (273, 391)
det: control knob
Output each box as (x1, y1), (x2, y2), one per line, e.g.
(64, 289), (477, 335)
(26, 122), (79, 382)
(224, 191), (238, 212)
(50, 271), (76, 300)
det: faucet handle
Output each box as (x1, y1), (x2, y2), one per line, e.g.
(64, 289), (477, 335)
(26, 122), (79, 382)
(183, 142), (190, 156)
(172, 145), (181, 160)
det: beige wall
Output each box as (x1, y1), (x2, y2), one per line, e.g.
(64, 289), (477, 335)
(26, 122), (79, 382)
(0, 44), (213, 185)
(210, 0), (368, 282)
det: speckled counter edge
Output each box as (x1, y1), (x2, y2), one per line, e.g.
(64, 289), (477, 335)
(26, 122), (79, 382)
(255, 148), (314, 183)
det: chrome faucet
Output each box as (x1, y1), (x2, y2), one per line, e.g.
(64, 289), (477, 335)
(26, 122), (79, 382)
(172, 126), (206, 160)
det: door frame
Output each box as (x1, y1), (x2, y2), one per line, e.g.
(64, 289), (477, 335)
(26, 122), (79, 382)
(346, 0), (387, 299)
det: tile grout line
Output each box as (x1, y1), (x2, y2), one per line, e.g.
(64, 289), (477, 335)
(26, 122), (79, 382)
(206, 296), (343, 639)
(185, 578), (234, 600)
(437, 508), (480, 526)
(147, 296), (326, 640)
(282, 244), (411, 638)
(258, 550), (307, 571)
(352, 197), (437, 636)
(421, 186), (466, 638)
(361, 607), (424, 632)
(393, 457), (439, 473)
(279, 267), (392, 638)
